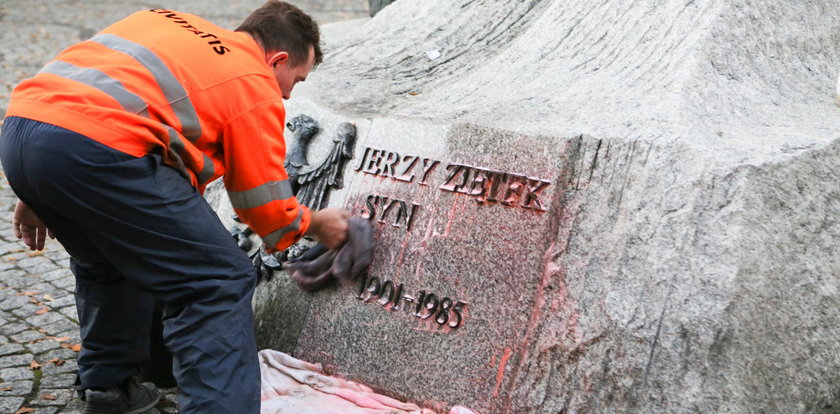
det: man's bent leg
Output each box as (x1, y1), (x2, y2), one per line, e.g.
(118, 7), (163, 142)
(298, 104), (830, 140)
(72, 258), (154, 389)
(94, 165), (261, 414)
(2, 117), (151, 391)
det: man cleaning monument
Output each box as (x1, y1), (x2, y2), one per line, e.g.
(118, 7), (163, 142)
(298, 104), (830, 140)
(0, 1), (349, 413)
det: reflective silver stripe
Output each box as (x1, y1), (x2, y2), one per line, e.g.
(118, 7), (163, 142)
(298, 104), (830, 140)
(165, 127), (191, 179)
(197, 155), (215, 186)
(262, 208), (303, 248)
(90, 34), (202, 142)
(40, 61), (148, 115)
(227, 180), (294, 209)
(166, 127), (215, 184)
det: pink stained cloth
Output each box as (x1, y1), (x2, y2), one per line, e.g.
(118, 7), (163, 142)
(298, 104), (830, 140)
(258, 349), (479, 414)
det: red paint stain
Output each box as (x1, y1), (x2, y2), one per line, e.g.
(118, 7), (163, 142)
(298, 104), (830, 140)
(396, 229), (412, 267)
(501, 187), (587, 412)
(414, 187), (444, 253)
(436, 196), (458, 238)
(492, 348), (513, 398)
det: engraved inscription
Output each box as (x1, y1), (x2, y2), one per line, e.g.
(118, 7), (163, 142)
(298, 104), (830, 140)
(439, 163), (550, 211)
(394, 155), (418, 182)
(355, 146), (551, 214)
(355, 147), (440, 185)
(521, 178), (551, 210)
(362, 194), (420, 231)
(356, 274), (468, 329)
(418, 157), (440, 185)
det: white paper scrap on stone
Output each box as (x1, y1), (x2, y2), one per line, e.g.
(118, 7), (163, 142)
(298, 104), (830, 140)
(425, 49), (441, 60)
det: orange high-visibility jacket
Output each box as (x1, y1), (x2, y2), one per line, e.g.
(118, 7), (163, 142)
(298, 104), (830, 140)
(6, 9), (310, 252)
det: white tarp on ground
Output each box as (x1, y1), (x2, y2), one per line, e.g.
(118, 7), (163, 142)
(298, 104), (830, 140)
(259, 349), (476, 414)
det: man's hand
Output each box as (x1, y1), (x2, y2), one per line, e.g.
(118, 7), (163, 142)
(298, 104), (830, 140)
(12, 200), (53, 251)
(305, 208), (349, 250)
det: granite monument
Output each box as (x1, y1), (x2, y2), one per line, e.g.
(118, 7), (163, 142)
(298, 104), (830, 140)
(208, 0), (840, 412)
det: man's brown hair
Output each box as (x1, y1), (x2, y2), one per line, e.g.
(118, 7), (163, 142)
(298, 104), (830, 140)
(236, 0), (323, 67)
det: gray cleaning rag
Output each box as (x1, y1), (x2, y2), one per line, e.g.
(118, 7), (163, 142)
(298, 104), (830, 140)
(286, 217), (375, 291)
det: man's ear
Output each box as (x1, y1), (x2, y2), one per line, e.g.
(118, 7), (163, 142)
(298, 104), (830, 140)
(267, 51), (290, 67)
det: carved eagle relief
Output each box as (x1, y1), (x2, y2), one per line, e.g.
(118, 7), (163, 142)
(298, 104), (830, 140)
(233, 114), (358, 281)
(285, 115), (357, 210)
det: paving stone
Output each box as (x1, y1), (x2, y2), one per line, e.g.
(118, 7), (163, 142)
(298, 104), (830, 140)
(30, 388), (73, 406)
(19, 283), (56, 295)
(28, 310), (67, 327)
(35, 320), (73, 337)
(0, 270), (28, 286)
(39, 269), (72, 283)
(0, 367), (33, 382)
(0, 381), (35, 397)
(0, 354), (32, 368)
(0, 396), (24, 413)
(11, 330), (43, 344)
(38, 373), (76, 389)
(0, 343), (25, 356)
(39, 348), (76, 363)
(15, 256), (52, 269)
(51, 329), (80, 344)
(38, 355), (73, 372)
(2, 251), (28, 262)
(26, 339), (61, 354)
(41, 358), (77, 375)
(0, 295), (31, 310)
(50, 276), (76, 290)
(0, 260), (18, 272)
(0, 321), (29, 336)
(57, 307), (79, 324)
(0, 380), (33, 396)
(12, 303), (43, 318)
(23, 261), (60, 275)
(28, 407), (59, 414)
(45, 294), (75, 308)
(0, 237), (21, 247)
(43, 250), (70, 262)
(0, 242), (25, 252)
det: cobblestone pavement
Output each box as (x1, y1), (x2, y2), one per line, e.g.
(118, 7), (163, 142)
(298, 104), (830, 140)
(0, 1), (368, 412)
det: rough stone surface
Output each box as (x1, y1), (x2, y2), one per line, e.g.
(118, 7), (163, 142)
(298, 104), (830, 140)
(241, 0), (840, 413)
(0, 397), (25, 413)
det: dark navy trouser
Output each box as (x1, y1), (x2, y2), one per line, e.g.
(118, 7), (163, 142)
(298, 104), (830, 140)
(0, 117), (260, 413)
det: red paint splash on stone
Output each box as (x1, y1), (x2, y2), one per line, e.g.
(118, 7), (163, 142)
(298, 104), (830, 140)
(492, 347), (513, 398)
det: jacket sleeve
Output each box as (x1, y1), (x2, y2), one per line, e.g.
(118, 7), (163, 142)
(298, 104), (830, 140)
(221, 100), (311, 252)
